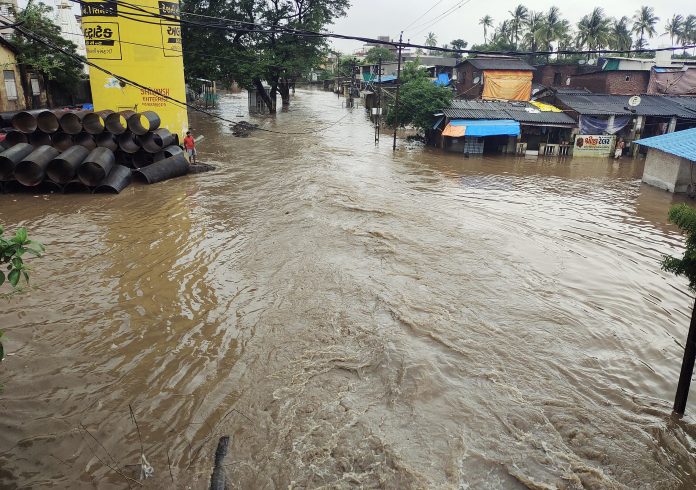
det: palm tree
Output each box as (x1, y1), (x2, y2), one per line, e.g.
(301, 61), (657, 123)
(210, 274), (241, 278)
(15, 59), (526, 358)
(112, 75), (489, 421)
(576, 8), (612, 57)
(425, 32), (437, 47)
(509, 4), (529, 48)
(610, 16), (633, 53)
(536, 6), (569, 60)
(682, 15), (696, 55)
(522, 10), (544, 52)
(495, 20), (513, 45)
(479, 15), (494, 43)
(632, 6), (659, 49)
(665, 14), (684, 46)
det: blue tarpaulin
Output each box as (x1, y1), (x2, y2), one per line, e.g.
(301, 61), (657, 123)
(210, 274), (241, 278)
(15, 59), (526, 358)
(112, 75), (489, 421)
(449, 119), (520, 137)
(434, 73), (450, 86)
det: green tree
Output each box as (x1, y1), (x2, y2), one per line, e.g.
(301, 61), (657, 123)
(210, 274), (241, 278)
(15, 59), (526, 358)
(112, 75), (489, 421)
(665, 14), (684, 46)
(386, 76), (452, 134)
(11, 2), (83, 104)
(632, 6), (659, 50)
(536, 7), (569, 61)
(681, 16), (696, 55)
(576, 8), (612, 55)
(479, 15), (494, 43)
(365, 47), (395, 64)
(610, 16), (634, 53)
(450, 39), (468, 50)
(425, 32), (437, 47)
(661, 204), (696, 414)
(509, 4), (529, 48)
(181, 0), (349, 112)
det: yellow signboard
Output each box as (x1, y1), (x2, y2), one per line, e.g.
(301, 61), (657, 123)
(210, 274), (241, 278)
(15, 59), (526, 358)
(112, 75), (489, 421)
(81, 0), (188, 137)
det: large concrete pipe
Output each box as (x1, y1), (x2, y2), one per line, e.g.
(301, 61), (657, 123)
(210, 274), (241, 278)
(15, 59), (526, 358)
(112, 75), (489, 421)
(63, 179), (91, 193)
(14, 145), (61, 186)
(29, 131), (52, 147)
(116, 150), (133, 168)
(78, 147), (115, 186)
(0, 143), (34, 180)
(0, 111), (16, 128)
(75, 132), (97, 150)
(52, 132), (74, 151)
(162, 145), (184, 158)
(37, 110), (63, 134)
(12, 111), (42, 133)
(4, 130), (28, 147)
(132, 149), (157, 168)
(133, 153), (189, 184)
(118, 131), (140, 154)
(127, 111), (160, 135)
(46, 145), (90, 184)
(105, 110), (134, 134)
(139, 128), (175, 153)
(94, 164), (132, 194)
(95, 131), (118, 151)
(81, 111), (106, 134)
(59, 111), (82, 135)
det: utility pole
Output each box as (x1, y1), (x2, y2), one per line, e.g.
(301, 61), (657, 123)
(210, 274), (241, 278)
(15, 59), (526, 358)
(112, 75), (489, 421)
(375, 56), (382, 144)
(392, 32), (403, 151)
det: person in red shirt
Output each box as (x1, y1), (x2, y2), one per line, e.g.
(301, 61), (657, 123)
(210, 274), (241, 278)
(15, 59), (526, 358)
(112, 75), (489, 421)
(183, 131), (196, 164)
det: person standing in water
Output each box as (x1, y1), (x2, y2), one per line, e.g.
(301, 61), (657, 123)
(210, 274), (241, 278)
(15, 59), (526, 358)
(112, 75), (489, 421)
(183, 131), (197, 164)
(614, 138), (625, 160)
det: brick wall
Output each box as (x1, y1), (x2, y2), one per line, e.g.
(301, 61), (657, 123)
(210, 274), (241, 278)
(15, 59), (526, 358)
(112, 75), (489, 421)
(533, 64), (581, 87)
(567, 71), (650, 95)
(455, 64), (482, 99)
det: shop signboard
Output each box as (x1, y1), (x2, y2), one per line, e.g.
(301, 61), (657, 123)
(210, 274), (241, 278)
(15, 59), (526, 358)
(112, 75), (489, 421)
(81, 0), (187, 137)
(573, 134), (616, 157)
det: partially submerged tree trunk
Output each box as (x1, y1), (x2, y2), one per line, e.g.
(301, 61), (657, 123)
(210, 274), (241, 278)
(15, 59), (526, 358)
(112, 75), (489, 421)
(253, 78), (275, 114)
(278, 79), (291, 107)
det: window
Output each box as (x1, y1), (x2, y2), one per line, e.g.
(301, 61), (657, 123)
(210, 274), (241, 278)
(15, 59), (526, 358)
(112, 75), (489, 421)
(625, 75), (631, 81)
(30, 77), (40, 96)
(4, 70), (17, 100)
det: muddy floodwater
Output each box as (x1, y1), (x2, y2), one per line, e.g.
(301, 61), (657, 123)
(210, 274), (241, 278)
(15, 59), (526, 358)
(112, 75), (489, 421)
(2, 88), (696, 489)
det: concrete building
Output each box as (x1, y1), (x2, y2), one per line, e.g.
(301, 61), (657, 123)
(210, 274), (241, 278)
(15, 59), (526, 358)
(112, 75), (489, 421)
(54, 0), (88, 75)
(637, 128), (696, 193)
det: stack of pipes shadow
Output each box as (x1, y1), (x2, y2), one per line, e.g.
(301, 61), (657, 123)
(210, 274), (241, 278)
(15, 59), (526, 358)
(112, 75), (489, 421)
(0, 109), (190, 194)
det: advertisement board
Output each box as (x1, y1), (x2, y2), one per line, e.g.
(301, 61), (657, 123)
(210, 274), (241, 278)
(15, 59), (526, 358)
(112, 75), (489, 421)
(81, 0), (187, 137)
(573, 134), (616, 158)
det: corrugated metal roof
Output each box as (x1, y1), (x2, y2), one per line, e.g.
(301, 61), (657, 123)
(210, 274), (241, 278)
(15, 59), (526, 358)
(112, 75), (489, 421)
(663, 96), (696, 113)
(635, 127), (696, 162)
(462, 57), (535, 71)
(443, 99), (576, 126)
(556, 94), (696, 118)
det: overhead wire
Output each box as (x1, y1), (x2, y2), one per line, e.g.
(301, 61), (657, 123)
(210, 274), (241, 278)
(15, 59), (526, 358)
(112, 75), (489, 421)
(2, 21), (352, 135)
(410, 0), (472, 37)
(67, 0), (696, 57)
(402, 0), (447, 31)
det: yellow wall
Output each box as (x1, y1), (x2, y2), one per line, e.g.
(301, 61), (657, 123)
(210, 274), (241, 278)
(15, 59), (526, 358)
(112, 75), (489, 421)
(81, 0), (188, 136)
(0, 44), (25, 112)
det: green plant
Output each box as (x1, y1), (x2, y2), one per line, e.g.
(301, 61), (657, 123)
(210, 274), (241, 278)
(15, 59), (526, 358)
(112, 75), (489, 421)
(0, 225), (44, 288)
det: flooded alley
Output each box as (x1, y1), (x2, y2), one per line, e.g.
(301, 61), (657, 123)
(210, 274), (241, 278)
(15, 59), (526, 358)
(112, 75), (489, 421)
(2, 87), (696, 488)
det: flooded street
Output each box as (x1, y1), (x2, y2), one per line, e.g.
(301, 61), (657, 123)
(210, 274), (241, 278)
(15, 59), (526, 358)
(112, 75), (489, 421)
(3, 87), (696, 488)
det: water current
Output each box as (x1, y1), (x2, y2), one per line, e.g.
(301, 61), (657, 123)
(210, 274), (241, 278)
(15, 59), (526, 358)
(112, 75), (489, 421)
(1, 88), (696, 489)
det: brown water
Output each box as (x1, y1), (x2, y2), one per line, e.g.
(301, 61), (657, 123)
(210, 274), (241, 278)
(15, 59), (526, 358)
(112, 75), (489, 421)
(2, 88), (696, 489)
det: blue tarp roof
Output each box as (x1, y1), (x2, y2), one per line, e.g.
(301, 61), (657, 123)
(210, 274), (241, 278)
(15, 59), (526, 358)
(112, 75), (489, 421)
(373, 75), (398, 83)
(450, 119), (521, 137)
(434, 73), (450, 86)
(635, 127), (696, 162)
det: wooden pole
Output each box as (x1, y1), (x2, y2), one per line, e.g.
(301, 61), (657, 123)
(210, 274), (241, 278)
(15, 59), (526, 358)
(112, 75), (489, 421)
(376, 56), (382, 144)
(392, 32), (403, 151)
(674, 297), (696, 415)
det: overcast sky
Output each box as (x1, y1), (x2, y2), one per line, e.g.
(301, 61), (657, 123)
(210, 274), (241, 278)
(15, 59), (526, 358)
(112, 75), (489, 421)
(328, 0), (695, 53)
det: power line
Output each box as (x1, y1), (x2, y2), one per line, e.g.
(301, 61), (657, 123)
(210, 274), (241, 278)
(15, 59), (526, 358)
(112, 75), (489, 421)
(402, 0), (447, 31)
(3, 21), (352, 136)
(67, 0), (696, 57)
(411, 0), (472, 38)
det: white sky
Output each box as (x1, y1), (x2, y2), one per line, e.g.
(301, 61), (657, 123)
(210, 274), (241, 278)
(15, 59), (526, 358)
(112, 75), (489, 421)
(329, 0), (695, 53)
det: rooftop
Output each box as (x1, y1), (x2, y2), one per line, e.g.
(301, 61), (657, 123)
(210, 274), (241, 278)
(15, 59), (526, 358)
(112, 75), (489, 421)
(636, 127), (696, 162)
(556, 94), (696, 118)
(460, 57), (535, 71)
(443, 99), (575, 126)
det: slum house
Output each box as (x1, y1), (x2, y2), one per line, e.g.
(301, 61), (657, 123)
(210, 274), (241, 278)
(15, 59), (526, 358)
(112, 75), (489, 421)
(551, 93), (696, 157)
(636, 127), (696, 193)
(455, 56), (535, 100)
(648, 66), (696, 95)
(432, 99), (576, 156)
